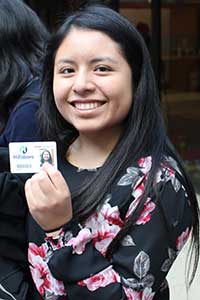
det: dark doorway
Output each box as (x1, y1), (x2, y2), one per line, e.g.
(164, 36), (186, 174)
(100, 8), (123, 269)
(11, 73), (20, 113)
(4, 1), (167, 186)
(25, 0), (119, 30)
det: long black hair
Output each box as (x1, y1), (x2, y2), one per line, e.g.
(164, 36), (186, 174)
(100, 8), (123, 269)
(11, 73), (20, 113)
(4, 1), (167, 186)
(0, 0), (49, 133)
(40, 149), (53, 166)
(38, 4), (199, 283)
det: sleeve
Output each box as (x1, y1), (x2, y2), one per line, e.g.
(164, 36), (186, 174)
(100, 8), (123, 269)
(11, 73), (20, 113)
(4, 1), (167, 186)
(37, 168), (193, 300)
(0, 172), (41, 300)
(0, 100), (40, 145)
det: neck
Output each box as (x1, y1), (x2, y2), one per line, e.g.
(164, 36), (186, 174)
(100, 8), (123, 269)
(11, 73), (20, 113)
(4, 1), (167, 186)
(67, 127), (123, 169)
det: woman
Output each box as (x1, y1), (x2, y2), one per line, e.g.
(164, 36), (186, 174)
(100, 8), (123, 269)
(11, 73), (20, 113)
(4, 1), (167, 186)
(0, 5), (199, 300)
(40, 149), (53, 166)
(0, 0), (49, 146)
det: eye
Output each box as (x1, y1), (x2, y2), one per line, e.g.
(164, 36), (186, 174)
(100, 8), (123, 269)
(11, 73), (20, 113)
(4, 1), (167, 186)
(94, 65), (111, 72)
(60, 67), (75, 74)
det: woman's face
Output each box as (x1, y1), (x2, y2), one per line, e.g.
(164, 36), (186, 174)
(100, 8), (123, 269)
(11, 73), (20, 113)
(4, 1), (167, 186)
(42, 151), (50, 161)
(53, 28), (132, 136)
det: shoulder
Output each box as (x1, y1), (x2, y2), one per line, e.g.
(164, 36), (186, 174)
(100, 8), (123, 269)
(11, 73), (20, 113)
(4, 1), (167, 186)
(13, 76), (41, 113)
(117, 155), (186, 190)
(118, 155), (191, 222)
(13, 99), (39, 116)
(11, 76), (41, 117)
(153, 156), (193, 239)
(21, 76), (41, 100)
(0, 98), (41, 145)
(7, 77), (41, 124)
(134, 155), (186, 187)
(4, 100), (39, 136)
(154, 156), (187, 195)
(124, 155), (193, 244)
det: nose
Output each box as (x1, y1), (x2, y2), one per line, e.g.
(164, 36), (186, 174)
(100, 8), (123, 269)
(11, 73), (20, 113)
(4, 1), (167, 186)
(72, 70), (95, 95)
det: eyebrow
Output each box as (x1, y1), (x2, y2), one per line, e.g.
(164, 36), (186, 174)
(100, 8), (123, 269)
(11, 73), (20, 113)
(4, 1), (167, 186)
(55, 56), (119, 66)
(90, 57), (118, 64)
(55, 59), (74, 66)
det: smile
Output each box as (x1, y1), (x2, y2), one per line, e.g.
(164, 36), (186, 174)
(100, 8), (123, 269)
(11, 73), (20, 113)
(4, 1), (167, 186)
(72, 101), (105, 111)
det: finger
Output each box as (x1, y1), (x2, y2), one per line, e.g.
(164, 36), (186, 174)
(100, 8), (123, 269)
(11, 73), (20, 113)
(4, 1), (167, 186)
(30, 170), (54, 197)
(25, 178), (48, 229)
(42, 162), (70, 192)
(26, 172), (49, 199)
(25, 176), (50, 212)
(25, 178), (38, 209)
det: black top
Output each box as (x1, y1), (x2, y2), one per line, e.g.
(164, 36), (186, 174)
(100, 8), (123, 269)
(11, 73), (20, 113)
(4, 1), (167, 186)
(0, 150), (192, 300)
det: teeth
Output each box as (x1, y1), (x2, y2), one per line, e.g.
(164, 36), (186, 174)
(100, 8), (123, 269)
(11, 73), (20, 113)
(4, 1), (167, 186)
(74, 102), (101, 110)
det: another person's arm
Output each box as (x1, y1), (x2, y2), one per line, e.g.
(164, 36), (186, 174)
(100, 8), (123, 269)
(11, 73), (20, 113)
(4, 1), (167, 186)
(0, 100), (40, 146)
(0, 171), (41, 299)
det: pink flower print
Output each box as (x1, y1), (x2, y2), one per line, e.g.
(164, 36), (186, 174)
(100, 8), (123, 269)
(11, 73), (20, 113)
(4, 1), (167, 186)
(29, 242), (48, 261)
(126, 181), (147, 220)
(154, 163), (175, 184)
(45, 228), (66, 250)
(66, 228), (92, 254)
(138, 157), (152, 174)
(28, 243), (66, 296)
(123, 287), (141, 300)
(132, 181), (145, 199)
(85, 203), (123, 255)
(85, 205), (122, 255)
(45, 274), (66, 296)
(154, 169), (162, 185)
(123, 287), (155, 300)
(30, 263), (50, 295)
(162, 163), (175, 177)
(176, 227), (190, 251)
(101, 202), (124, 227)
(136, 198), (156, 225)
(93, 222), (121, 256)
(78, 266), (120, 291)
(30, 265), (65, 296)
(29, 243), (50, 295)
(155, 164), (180, 193)
(126, 197), (140, 220)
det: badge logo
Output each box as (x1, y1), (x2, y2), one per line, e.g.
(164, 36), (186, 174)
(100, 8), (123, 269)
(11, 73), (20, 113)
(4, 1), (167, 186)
(20, 145), (28, 154)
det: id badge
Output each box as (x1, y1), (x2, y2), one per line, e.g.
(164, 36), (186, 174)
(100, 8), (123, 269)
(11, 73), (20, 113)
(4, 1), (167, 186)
(9, 141), (57, 173)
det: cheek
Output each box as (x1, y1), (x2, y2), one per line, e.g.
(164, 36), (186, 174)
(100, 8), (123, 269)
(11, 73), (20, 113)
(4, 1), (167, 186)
(53, 79), (59, 103)
(122, 78), (133, 113)
(114, 90), (133, 122)
(53, 80), (66, 107)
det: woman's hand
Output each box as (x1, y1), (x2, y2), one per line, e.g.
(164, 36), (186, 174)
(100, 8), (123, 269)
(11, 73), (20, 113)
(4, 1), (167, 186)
(25, 162), (72, 231)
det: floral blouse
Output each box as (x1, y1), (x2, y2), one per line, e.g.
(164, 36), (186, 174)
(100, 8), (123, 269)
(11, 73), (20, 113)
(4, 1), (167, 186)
(0, 154), (192, 300)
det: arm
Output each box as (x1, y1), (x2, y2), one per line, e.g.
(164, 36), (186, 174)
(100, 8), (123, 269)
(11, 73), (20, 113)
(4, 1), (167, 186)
(25, 161), (192, 299)
(0, 171), (41, 300)
(0, 100), (40, 146)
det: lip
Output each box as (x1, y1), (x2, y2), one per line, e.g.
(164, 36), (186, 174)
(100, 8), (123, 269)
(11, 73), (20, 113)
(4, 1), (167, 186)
(69, 99), (106, 104)
(69, 99), (106, 111)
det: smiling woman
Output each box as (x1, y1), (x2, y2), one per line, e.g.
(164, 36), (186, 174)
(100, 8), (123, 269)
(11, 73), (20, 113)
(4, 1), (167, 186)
(0, 4), (199, 300)
(53, 28), (132, 148)
(40, 149), (53, 166)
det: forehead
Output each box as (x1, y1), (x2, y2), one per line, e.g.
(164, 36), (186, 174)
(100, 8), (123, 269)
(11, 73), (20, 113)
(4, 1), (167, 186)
(54, 27), (123, 60)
